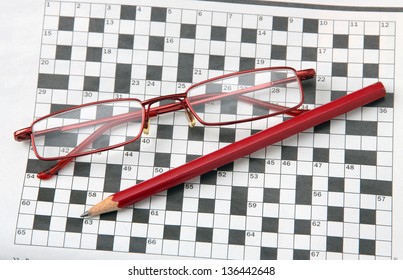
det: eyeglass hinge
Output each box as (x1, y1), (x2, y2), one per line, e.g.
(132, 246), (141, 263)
(14, 127), (32, 142)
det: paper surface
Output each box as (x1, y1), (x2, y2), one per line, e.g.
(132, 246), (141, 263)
(1, 0), (403, 260)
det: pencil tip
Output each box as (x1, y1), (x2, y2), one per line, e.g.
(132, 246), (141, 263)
(80, 211), (90, 218)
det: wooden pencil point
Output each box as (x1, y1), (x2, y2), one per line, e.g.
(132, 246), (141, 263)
(80, 211), (89, 218)
(81, 196), (120, 218)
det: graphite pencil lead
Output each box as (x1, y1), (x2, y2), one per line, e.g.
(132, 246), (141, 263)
(80, 211), (90, 218)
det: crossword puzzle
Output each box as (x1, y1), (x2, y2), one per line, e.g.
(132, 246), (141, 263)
(15, 1), (395, 260)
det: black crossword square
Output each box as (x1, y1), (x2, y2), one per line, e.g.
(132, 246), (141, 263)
(50, 103), (73, 114)
(364, 35), (380, 49)
(363, 63), (379, 78)
(94, 105), (111, 120)
(65, 217), (83, 233)
(271, 45), (287, 60)
(118, 34), (134, 49)
(228, 230), (245, 245)
(302, 47), (317, 61)
(241, 28), (257, 44)
(211, 26), (226, 41)
(132, 208), (150, 223)
(69, 190), (87, 205)
(239, 57), (255, 71)
(129, 237), (147, 253)
(166, 185), (185, 211)
(151, 7), (167, 22)
(327, 236), (343, 253)
(96, 235), (114, 251)
(314, 120), (330, 134)
(188, 126), (204, 141)
(345, 150), (377, 166)
(302, 79), (316, 104)
(209, 55), (225, 70)
(104, 164), (122, 193)
(58, 16), (74, 31)
(86, 47), (103, 62)
(230, 187), (247, 215)
(281, 146), (298, 161)
(293, 249), (310, 260)
(296, 176), (313, 205)
(200, 170), (217, 186)
(83, 76), (100, 91)
(163, 225), (181, 240)
(33, 215), (51, 231)
(206, 83), (222, 95)
(328, 177), (345, 192)
(38, 73), (69, 90)
(196, 227), (213, 243)
(263, 188), (280, 203)
(303, 18), (319, 33)
(120, 5), (136, 20)
(260, 247), (277, 260)
(124, 137), (141, 151)
(74, 162), (91, 177)
(177, 53), (194, 83)
(89, 18), (105, 33)
(146, 65), (162, 80)
(272, 16), (288, 31)
(44, 133), (77, 148)
(327, 206), (344, 222)
(156, 124), (173, 139)
(198, 198), (215, 213)
(346, 120), (377, 136)
(148, 36), (165, 51)
(92, 135), (110, 150)
(360, 209), (376, 225)
(219, 127), (236, 143)
(333, 34), (349, 48)
(249, 158), (265, 173)
(294, 219), (311, 235)
(332, 62), (348, 77)
(37, 187), (55, 202)
(262, 217), (279, 233)
(186, 154), (199, 162)
(217, 162), (234, 172)
(180, 24), (196, 39)
(55, 45), (72, 60)
(313, 148), (329, 162)
(154, 153), (171, 167)
(100, 211), (117, 221)
(359, 239), (375, 255)
(331, 90), (346, 101)
(239, 74), (255, 86)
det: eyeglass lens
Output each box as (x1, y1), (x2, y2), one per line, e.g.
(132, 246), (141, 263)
(187, 68), (302, 124)
(31, 99), (144, 159)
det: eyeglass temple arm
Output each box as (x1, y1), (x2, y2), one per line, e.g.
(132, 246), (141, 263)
(17, 110), (140, 141)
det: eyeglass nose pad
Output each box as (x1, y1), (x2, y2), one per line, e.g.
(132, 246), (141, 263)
(184, 108), (196, 128)
(142, 119), (151, 135)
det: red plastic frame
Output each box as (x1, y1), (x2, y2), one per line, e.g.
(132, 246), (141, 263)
(15, 66), (315, 179)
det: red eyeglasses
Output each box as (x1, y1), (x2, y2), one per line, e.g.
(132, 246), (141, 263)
(14, 66), (315, 179)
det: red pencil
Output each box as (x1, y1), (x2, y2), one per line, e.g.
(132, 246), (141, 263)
(81, 82), (386, 217)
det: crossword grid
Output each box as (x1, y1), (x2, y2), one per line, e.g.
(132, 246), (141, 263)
(15, 1), (394, 260)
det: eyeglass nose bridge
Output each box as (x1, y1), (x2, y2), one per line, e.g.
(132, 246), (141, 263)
(141, 93), (196, 135)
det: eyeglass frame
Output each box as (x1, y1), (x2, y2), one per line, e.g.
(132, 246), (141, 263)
(15, 66), (315, 178)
